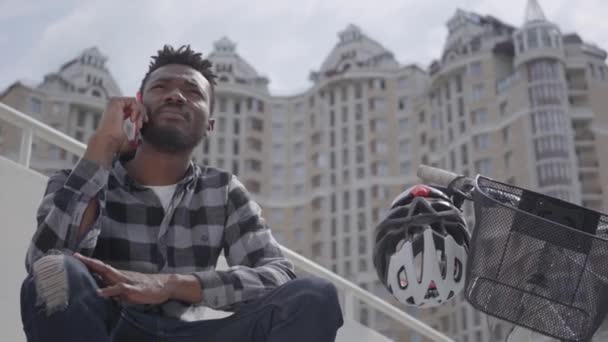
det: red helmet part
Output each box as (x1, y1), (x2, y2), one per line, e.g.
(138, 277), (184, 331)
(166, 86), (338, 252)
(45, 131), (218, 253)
(411, 185), (431, 198)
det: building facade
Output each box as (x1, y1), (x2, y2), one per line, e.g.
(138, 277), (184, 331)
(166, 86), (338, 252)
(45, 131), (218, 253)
(0, 47), (122, 175)
(1, 1), (608, 341)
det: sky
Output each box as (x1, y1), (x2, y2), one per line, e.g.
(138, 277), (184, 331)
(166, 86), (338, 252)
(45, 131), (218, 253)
(1, 0), (608, 96)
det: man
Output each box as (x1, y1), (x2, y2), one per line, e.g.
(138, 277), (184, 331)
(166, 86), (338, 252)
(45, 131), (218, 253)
(20, 45), (343, 342)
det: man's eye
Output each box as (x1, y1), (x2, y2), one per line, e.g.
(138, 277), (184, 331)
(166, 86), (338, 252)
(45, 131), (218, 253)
(151, 84), (164, 89)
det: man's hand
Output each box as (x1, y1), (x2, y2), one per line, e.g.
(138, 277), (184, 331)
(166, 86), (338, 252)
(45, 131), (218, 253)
(84, 97), (148, 169)
(95, 97), (147, 154)
(74, 253), (172, 305)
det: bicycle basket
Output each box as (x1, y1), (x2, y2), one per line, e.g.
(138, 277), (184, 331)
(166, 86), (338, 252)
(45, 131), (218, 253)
(465, 176), (608, 342)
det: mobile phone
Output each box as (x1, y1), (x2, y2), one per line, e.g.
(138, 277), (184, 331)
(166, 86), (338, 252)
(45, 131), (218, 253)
(122, 104), (140, 148)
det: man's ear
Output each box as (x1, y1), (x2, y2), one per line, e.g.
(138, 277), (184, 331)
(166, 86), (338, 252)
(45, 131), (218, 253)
(136, 91), (142, 103)
(208, 119), (215, 131)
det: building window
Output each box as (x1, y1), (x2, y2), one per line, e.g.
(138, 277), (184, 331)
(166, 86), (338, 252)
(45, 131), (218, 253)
(378, 161), (389, 176)
(311, 175), (322, 188)
(529, 84), (563, 106)
(461, 307), (468, 330)
(353, 83), (363, 100)
(461, 144), (468, 165)
(419, 111), (426, 123)
(359, 258), (368, 272)
(475, 158), (493, 175)
(527, 27), (539, 49)
(399, 139), (410, 154)
(458, 97), (465, 117)
(357, 189), (366, 208)
(446, 104), (453, 123)
(499, 101), (508, 116)
(343, 191), (350, 210)
(293, 184), (305, 196)
(219, 97), (227, 112)
(528, 60), (559, 81)
(398, 97), (407, 111)
(233, 120), (240, 135)
(455, 75), (463, 93)
(272, 165), (284, 178)
(247, 137), (262, 152)
(504, 151), (512, 169)
(398, 117), (409, 130)
(471, 108), (487, 125)
(77, 110), (87, 127)
(397, 77), (408, 89)
(28, 98), (42, 114)
(516, 33), (525, 52)
(218, 117), (226, 132)
(293, 142), (304, 155)
(469, 61), (482, 77)
(473, 134), (490, 150)
(502, 126), (511, 144)
(459, 120), (466, 133)
(294, 163), (306, 178)
(341, 106), (349, 123)
(471, 83), (485, 101)
(400, 161), (411, 175)
(375, 140), (387, 154)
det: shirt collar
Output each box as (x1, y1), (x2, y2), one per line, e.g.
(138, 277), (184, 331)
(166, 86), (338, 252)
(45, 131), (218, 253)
(111, 152), (200, 190)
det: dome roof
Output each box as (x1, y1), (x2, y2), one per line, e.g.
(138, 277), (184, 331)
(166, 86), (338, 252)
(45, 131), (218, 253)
(207, 37), (268, 87)
(312, 24), (398, 81)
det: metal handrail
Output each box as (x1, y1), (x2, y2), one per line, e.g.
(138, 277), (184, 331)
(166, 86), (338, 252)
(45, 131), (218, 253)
(0, 101), (453, 342)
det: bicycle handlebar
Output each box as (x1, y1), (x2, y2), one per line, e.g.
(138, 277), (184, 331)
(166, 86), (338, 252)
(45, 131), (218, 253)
(417, 165), (463, 187)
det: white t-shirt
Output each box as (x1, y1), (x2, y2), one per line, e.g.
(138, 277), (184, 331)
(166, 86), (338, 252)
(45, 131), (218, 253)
(146, 184), (178, 211)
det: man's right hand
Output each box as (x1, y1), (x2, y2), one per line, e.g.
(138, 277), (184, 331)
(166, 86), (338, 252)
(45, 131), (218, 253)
(85, 97), (147, 168)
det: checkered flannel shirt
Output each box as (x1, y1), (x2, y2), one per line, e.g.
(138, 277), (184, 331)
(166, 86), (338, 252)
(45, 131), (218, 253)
(26, 155), (296, 320)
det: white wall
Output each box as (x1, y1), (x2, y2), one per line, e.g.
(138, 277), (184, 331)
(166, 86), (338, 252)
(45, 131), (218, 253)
(0, 156), (47, 341)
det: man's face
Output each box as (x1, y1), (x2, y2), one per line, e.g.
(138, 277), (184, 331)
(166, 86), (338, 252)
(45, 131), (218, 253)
(140, 64), (213, 153)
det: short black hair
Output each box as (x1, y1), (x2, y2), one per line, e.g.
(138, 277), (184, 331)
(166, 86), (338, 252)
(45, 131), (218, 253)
(140, 44), (217, 114)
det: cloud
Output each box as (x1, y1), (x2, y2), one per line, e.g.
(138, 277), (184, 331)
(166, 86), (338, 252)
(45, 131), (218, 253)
(1, 0), (608, 96)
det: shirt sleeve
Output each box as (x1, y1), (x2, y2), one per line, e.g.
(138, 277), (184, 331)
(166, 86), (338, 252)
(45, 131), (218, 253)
(192, 175), (296, 310)
(25, 157), (109, 272)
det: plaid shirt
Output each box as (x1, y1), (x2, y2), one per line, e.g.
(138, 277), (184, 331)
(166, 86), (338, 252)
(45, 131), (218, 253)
(26, 155), (296, 320)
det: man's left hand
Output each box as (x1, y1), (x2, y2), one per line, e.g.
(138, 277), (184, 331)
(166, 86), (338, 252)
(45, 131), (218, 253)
(74, 253), (173, 305)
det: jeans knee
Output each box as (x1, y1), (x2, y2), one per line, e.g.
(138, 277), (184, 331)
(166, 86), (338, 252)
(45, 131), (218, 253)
(287, 278), (342, 318)
(26, 253), (94, 315)
(295, 277), (339, 301)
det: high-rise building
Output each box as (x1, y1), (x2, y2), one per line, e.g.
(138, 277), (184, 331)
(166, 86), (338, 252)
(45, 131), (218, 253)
(195, 31), (430, 341)
(416, 1), (608, 341)
(1, 1), (607, 340)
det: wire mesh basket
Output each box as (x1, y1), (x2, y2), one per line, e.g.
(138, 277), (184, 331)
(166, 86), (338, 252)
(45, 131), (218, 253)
(465, 176), (608, 342)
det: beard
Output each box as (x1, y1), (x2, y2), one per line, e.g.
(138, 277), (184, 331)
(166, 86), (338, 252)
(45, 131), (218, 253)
(140, 104), (206, 153)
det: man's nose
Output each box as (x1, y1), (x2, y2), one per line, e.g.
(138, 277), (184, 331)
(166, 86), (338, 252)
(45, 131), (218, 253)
(164, 88), (186, 104)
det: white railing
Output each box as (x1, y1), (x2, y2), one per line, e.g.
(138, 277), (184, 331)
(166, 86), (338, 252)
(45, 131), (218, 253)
(0, 101), (453, 342)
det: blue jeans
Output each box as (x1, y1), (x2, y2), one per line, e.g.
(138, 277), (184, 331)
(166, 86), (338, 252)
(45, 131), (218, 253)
(21, 255), (344, 342)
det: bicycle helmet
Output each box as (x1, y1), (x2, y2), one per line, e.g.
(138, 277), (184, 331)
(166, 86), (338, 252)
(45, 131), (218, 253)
(373, 184), (471, 307)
